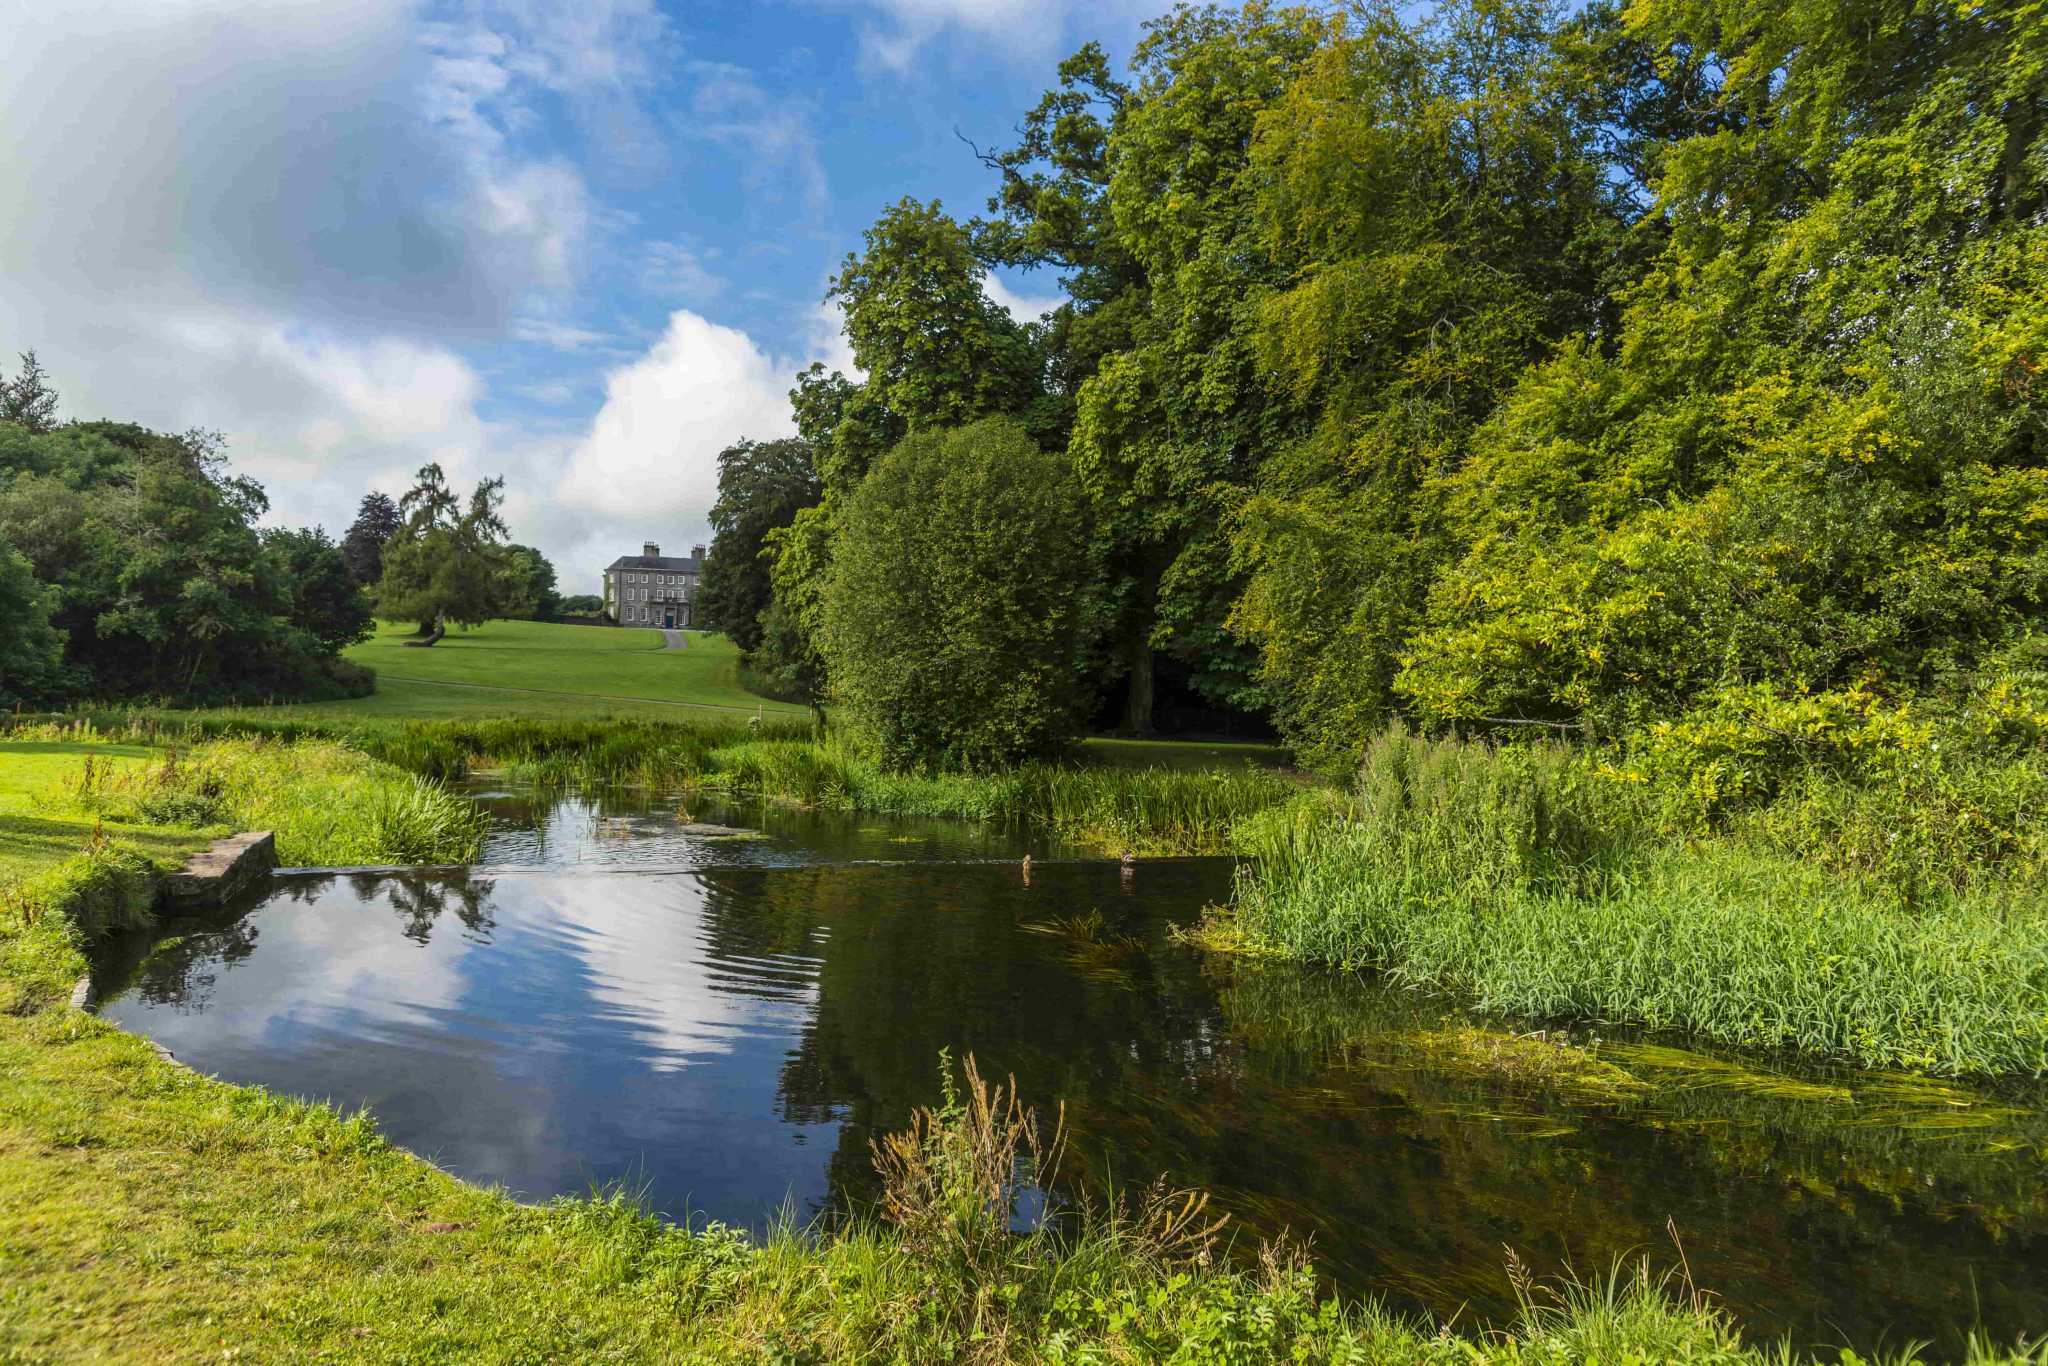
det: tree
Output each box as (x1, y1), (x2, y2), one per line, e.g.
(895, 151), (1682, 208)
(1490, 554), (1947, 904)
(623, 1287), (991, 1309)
(0, 350), (60, 434)
(341, 492), (401, 586)
(820, 418), (1096, 771)
(499, 544), (560, 620)
(263, 527), (373, 652)
(698, 437), (822, 653)
(373, 464), (511, 639)
(828, 198), (1040, 432)
(1017, 5), (1330, 732)
(559, 593), (603, 616)
(0, 534), (66, 707)
(0, 422), (351, 702)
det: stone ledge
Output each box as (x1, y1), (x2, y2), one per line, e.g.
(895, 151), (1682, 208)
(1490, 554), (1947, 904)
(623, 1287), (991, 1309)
(158, 831), (278, 914)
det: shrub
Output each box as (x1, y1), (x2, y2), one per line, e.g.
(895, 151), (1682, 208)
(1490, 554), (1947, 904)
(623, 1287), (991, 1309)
(819, 418), (1096, 772)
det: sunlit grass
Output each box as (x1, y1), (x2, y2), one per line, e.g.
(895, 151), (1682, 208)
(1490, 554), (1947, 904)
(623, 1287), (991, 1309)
(1211, 729), (2048, 1077)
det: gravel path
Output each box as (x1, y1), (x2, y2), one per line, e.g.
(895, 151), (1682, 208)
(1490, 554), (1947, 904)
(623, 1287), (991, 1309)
(660, 629), (690, 651)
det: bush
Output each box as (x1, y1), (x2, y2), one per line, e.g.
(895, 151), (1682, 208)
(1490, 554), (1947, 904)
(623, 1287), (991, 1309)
(819, 418), (1096, 772)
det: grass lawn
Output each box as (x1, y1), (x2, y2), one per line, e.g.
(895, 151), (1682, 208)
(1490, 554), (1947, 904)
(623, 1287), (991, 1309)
(0, 741), (208, 884)
(270, 619), (1300, 769)
(323, 619), (811, 719)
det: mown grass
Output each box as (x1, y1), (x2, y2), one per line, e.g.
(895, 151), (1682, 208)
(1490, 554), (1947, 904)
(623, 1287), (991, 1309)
(327, 618), (814, 718)
(1203, 728), (2048, 1077)
(0, 740), (213, 884)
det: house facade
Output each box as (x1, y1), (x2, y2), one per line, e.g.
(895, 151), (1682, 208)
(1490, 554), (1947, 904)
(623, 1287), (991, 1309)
(604, 541), (706, 628)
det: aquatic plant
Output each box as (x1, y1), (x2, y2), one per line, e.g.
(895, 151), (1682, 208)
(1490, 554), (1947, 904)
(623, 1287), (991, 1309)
(1211, 732), (2048, 1077)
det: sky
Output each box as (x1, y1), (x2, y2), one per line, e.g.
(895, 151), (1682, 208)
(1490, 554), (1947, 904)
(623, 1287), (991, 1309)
(0, 0), (1157, 595)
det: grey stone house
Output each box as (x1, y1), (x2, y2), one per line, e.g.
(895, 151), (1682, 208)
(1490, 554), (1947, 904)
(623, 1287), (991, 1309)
(604, 542), (706, 628)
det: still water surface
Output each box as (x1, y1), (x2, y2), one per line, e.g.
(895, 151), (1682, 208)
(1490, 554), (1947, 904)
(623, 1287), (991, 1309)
(93, 785), (2048, 1356)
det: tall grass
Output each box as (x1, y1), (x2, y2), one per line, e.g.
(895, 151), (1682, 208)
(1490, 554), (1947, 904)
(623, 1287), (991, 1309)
(6, 710), (1304, 854)
(691, 730), (1303, 854)
(64, 736), (488, 867)
(1219, 728), (2048, 1077)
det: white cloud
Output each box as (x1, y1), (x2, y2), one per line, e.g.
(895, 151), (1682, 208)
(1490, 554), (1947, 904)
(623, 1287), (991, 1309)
(551, 312), (798, 557)
(641, 240), (726, 302)
(516, 381), (578, 406)
(983, 273), (1063, 324)
(838, 0), (1156, 72)
(510, 318), (613, 351)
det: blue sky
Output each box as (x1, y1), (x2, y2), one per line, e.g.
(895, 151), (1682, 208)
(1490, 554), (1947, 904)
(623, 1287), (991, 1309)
(0, 0), (1155, 590)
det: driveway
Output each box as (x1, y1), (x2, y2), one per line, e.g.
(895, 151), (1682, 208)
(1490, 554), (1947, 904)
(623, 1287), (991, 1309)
(660, 629), (690, 651)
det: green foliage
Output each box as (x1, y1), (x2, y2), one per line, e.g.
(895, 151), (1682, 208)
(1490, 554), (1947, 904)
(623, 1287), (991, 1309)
(866, 0), (2048, 785)
(1219, 728), (2048, 1077)
(374, 463), (512, 632)
(9, 836), (156, 945)
(829, 198), (1039, 433)
(820, 419), (1096, 770)
(0, 420), (361, 703)
(698, 437), (821, 652)
(0, 349), (60, 434)
(0, 534), (66, 707)
(263, 526), (373, 651)
(496, 543), (560, 621)
(339, 490), (400, 586)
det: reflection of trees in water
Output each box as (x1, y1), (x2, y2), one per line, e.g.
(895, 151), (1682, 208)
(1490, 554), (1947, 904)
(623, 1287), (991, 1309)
(129, 917), (263, 1013)
(384, 874), (496, 944)
(725, 860), (2048, 1354)
(755, 862), (1234, 1221)
(100, 878), (317, 1013)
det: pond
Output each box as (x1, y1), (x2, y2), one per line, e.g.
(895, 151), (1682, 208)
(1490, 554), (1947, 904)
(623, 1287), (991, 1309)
(91, 783), (2048, 1357)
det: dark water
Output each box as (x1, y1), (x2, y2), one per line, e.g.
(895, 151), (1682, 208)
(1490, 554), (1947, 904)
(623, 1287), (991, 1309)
(93, 786), (2048, 1356)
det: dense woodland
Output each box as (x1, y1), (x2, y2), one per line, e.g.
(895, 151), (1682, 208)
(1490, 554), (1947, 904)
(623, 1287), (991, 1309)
(0, 363), (375, 705)
(700, 0), (2047, 795)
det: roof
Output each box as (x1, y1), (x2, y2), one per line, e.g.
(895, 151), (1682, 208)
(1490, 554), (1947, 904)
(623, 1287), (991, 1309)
(605, 555), (703, 572)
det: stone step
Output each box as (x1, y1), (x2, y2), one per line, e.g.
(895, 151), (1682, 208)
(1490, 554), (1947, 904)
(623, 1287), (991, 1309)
(159, 831), (278, 914)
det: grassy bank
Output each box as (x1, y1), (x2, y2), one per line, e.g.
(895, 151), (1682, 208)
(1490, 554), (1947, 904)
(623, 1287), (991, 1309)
(1201, 729), (2048, 1078)
(11, 713), (1307, 856)
(3, 738), (2045, 1358)
(21, 1009), (2032, 1363)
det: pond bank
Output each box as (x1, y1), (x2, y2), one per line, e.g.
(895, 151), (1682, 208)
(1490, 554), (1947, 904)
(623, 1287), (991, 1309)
(1200, 733), (2048, 1079)
(3, 731), (2046, 1360)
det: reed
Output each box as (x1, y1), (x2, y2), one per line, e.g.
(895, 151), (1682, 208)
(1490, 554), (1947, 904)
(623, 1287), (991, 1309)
(1217, 729), (2048, 1077)
(688, 733), (1303, 853)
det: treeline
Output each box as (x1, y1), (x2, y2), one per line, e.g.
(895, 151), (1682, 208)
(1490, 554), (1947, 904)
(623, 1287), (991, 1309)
(0, 360), (566, 706)
(700, 0), (2046, 786)
(0, 357), (375, 706)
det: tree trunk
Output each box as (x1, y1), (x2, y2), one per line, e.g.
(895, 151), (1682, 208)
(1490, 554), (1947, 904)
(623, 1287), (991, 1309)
(405, 612), (447, 648)
(1121, 626), (1155, 736)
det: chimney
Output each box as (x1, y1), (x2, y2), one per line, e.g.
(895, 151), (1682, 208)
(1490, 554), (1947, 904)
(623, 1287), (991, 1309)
(642, 541), (660, 558)
(692, 544), (706, 561)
